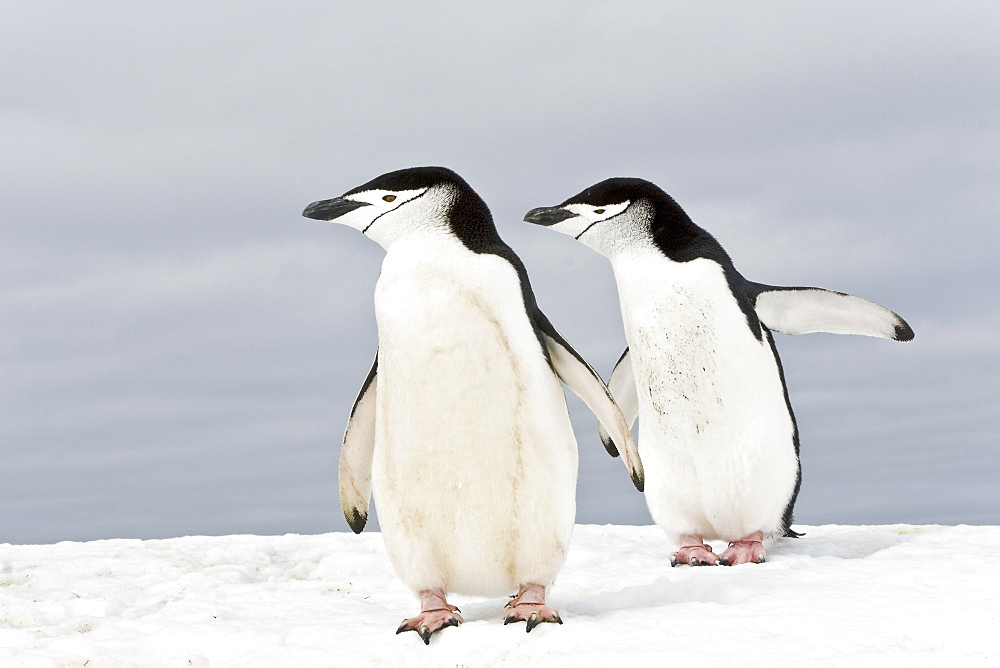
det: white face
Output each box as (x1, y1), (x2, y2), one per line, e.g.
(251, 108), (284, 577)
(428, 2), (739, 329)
(325, 187), (429, 233)
(304, 185), (460, 249)
(558, 201), (632, 239)
(528, 199), (652, 257)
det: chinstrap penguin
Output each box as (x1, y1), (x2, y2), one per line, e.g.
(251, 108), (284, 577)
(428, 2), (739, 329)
(302, 167), (643, 643)
(524, 177), (914, 567)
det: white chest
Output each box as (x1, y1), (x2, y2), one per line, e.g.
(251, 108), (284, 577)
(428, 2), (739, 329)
(368, 236), (578, 594)
(370, 234), (568, 463)
(373, 237), (530, 379)
(609, 252), (798, 541)
(611, 254), (782, 435)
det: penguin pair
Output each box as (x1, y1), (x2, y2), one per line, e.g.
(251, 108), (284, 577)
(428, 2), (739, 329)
(302, 167), (912, 644)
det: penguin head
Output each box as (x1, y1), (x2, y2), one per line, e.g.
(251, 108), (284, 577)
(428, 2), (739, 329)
(525, 178), (719, 262)
(303, 166), (494, 248)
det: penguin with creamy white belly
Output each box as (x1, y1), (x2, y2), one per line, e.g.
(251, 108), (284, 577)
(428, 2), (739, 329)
(525, 178), (913, 567)
(302, 167), (643, 643)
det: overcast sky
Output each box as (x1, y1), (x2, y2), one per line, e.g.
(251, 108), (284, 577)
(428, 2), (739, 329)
(2, 1), (998, 545)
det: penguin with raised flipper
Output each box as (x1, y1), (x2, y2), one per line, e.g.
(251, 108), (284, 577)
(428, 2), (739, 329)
(525, 177), (913, 567)
(303, 167), (643, 643)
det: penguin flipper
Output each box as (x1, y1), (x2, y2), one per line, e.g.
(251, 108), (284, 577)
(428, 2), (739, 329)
(751, 285), (914, 341)
(534, 315), (644, 492)
(340, 353), (378, 533)
(597, 348), (638, 457)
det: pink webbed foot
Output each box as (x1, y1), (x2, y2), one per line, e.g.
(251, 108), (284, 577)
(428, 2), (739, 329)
(671, 536), (720, 566)
(396, 589), (463, 645)
(719, 532), (766, 566)
(503, 583), (563, 632)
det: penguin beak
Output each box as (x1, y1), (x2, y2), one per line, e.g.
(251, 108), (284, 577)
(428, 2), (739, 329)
(524, 207), (578, 226)
(302, 197), (371, 221)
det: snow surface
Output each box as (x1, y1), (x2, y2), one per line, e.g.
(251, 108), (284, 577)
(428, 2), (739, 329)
(1, 524), (997, 666)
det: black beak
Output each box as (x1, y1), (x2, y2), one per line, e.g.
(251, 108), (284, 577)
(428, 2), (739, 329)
(302, 197), (370, 221)
(523, 206), (577, 226)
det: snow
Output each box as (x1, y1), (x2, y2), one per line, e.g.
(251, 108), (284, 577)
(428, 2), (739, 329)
(1, 525), (997, 666)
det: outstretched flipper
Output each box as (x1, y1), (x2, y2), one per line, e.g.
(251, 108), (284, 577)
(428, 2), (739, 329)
(534, 313), (644, 491)
(339, 353), (378, 533)
(597, 347), (638, 457)
(750, 284), (914, 341)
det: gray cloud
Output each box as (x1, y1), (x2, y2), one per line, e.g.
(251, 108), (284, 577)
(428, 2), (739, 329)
(2, 2), (998, 544)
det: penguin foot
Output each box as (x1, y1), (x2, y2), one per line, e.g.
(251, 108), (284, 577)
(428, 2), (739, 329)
(396, 589), (463, 645)
(719, 532), (766, 566)
(671, 537), (719, 566)
(503, 583), (563, 632)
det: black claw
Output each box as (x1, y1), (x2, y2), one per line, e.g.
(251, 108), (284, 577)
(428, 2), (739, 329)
(446, 617), (460, 628)
(526, 614), (539, 633)
(758, 556), (766, 564)
(691, 558), (701, 566)
(419, 626), (431, 645)
(555, 614), (563, 625)
(719, 558), (731, 566)
(504, 615), (516, 625)
(396, 620), (409, 635)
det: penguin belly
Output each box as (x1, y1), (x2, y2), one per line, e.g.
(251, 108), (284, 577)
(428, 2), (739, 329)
(371, 240), (578, 597)
(615, 256), (799, 543)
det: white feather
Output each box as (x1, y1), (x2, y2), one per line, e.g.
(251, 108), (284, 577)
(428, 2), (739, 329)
(611, 251), (799, 543)
(372, 234), (578, 596)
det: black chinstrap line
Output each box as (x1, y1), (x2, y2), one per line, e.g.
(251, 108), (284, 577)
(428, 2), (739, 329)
(362, 189), (431, 234)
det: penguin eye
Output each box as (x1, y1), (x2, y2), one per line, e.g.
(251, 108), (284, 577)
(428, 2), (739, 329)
(383, 195), (397, 202)
(594, 209), (606, 215)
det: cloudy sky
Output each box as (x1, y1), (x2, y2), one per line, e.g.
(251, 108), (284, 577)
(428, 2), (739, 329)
(2, 1), (998, 545)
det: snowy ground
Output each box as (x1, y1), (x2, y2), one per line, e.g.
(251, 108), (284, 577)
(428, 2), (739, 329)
(1, 524), (997, 667)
